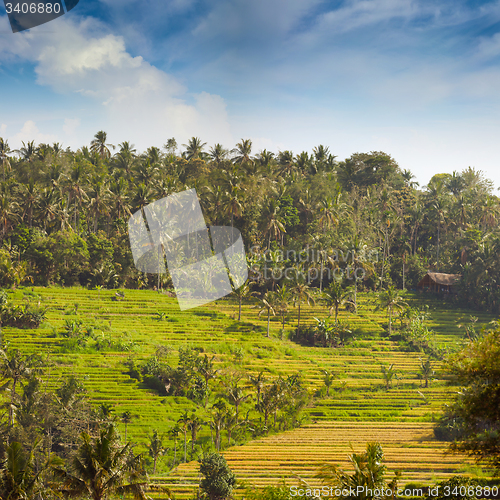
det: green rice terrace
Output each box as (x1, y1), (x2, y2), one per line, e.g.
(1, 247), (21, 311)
(2, 286), (498, 497)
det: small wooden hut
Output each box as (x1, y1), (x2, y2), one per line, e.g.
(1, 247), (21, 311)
(417, 272), (461, 293)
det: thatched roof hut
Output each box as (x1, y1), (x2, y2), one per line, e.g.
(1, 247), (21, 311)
(417, 272), (461, 293)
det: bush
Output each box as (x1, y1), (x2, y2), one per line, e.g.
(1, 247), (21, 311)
(290, 318), (353, 348)
(0, 301), (47, 329)
(199, 452), (236, 500)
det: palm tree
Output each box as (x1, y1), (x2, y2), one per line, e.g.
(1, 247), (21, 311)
(248, 370), (266, 408)
(177, 410), (191, 463)
(210, 399), (228, 452)
(188, 413), (203, 458)
(380, 364), (397, 390)
(322, 281), (353, 325)
(148, 429), (165, 474)
(274, 284), (290, 331)
(347, 236), (374, 309)
(257, 291), (278, 338)
(183, 137), (206, 160)
(121, 410), (132, 442)
(0, 349), (39, 426)
(277, 150), (295, 177)
(375, 285), (408, 335)
(134, 159), (158, 185)
(202, 185), (225, 225)
(19, 180), (39, 228)
(260, 198), (286, 249)
(132, 183), (151, 212)
(87, 175), (110, 233)
(0, 441), (63, 499)
(19, 141), (36, 162)
(168, 425), (180, 466)
(322, 369), (335, 397)
(318, 197), (339, 233)
(291, 280), (315, 331)
(0, 138), (12, 181)
(113, 150), (136, 178)
(0, 190), (19, 238)
(209, 144), (229, 165)
(232, 139), (253, 165)
(197, 355), (219, 408)
(295, 151), (312, 175)
(109, 177), (131, 221)
(257, 149), (275, 172)
(223, 374), (251, 422)
(90, 131), (115, 159)
(117, 141), (137, 157)
(315, 442), (388, 499)
(418, 358), (434, 388)
(231, 279), (256, 321)
(224, 185), (244, 229)
(59, 424), (148, 500)
(66, 163), (88, 229)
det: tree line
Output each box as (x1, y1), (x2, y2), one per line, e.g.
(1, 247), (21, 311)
(0, 132), (499, 312)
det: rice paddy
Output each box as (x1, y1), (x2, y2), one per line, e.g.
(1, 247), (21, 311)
(2, 286), (497, 497)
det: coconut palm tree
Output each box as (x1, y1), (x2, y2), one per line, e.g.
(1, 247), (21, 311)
(19, 180), (40, 228)
(418, 358), (434, 388)
(188, 413), (203, 457)
(132, 183), (152, 213)
(223, 185), (244, 229)
(315, 442), (388, 499)
(90, 131), (115, 159)
(322, 281), (353, 325)
(260, 198), (286, 249)
(66, 163), (88, 229)
(222, 374), (251, 423)
(274, 284), (291, 331)
(183, 137), (206, 161)
(37, 188), (59, 231)
(109, 177), (131, 221)
(168, 424), (180, 466)
(209, 144), (229, 166)
(231, 279), (256, 321)
(248, 370), (266, 407)
(177, 411), (191, 463)
(322, 369), (335, 397)
(134, 159), (158, 185)
(59, 424), (148, 500)
(380, 364), (397, 390)
(0, 138), (12, 181)
(121, 410), (132, 442)
(257, 291), (278, 338)
(0, 349), (40, 426)
(0, 190), (19, 238)
(210, 399), (228, 452)
(87, 175), (110, 233)
(290, 280), (315, 331)
(0, 441), (63, 499)
(375, 285), (408, 335)
(232, 139), (253, 165)
(148, 429), (165, 474)
(19, 141), (36, 163)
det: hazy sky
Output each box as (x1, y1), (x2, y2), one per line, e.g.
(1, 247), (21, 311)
(1, 0), (500, 189)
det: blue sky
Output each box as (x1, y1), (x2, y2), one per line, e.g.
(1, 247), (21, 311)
(1, 0), (500, 188)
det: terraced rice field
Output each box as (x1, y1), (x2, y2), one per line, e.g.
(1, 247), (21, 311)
(156, 422), (474, 498)
(2, 286), (497, 496)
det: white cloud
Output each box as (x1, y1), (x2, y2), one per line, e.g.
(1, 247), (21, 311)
(1, 15), (233, 149)
(11, 120), (58, 146)
(0, 124), (7, 136)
